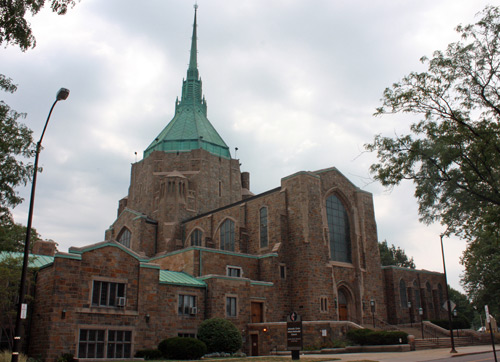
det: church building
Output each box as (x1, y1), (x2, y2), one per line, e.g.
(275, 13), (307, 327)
(23, 7), (447, 361)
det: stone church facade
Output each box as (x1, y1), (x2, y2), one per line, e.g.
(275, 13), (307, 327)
(23, 7), (447, 361)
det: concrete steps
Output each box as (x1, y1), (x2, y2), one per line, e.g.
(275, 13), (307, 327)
(414, 336), (475, 350)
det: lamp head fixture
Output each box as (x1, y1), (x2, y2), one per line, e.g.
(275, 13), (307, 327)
(57, 88), (70, 101)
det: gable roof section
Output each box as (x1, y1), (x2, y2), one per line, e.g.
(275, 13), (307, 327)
(159, 270), (206, 287)
(0, 252), (54, 268)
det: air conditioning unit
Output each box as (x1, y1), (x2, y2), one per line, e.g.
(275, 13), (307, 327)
(189, 307), (197, 315)
(117, 297), (126, 307)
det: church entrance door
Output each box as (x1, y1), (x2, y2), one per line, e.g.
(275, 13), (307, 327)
(338, 289), (349, 321)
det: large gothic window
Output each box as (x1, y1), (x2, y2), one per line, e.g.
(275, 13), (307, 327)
(414, 280), (421, 309)
(117, 228), (131, 248)
(399, 279), (408, 308)
(260, 207), (268, 248)
(191, 229), (203, 246)
(326, 195), (352, 262)
(220, 219), (235, 251)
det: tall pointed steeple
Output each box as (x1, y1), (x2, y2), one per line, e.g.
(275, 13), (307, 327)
(144, 5), (231, 159)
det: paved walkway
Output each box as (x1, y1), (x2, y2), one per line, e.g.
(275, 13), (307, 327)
(305, 344), (499, 361)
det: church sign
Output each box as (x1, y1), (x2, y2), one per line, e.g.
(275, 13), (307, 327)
(286, 312), (303, 350)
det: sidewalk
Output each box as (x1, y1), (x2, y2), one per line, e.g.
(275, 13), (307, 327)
(307, 344), (499, 361)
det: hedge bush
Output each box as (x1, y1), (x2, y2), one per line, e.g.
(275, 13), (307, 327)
(197, 318), (242, 353)
(158, 337), (207, 360)
(134, 349), (163, 360)
(431, 316), (470, 330)
(346, 328), (408, 345)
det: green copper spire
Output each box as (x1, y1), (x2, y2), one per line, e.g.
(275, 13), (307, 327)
(144, 5), (231, 159)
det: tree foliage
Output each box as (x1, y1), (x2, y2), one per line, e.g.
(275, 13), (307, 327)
(378, 240), (416, 268)
(0, 0), (77, 51)
(0, 255), (22, 351)
(461, 235), (500, 317)
(0, 75), (35, 219)
(366, 6), (500, 238)
(366, 6), (500, 310)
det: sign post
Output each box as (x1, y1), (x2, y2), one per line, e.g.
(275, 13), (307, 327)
(287, 312), (302, 360)
(485, 306), (498, 362)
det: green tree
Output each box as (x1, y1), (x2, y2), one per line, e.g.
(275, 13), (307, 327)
(461, 235), (500, 317)
(448, 287), (474, 327)
(378, 240), (416, 268)
(0, 0), (77, 51)
(0, 76), (35, 218)
(0, 255), (22, 351)
(365, 6), (500, 310)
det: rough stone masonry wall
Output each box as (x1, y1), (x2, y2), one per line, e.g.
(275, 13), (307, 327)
(382, 266), (447, 325)
(280, 172), (333, 322)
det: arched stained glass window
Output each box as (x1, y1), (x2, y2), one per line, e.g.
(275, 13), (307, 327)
(118, 228), (131, 248)
(191, 229), (203, 246)
(400, 279), (408, 308)
(438, 284), (444, 306)
(326, 195), (351, 262)
(414, 280), (421, 309)
(260, 207), (268, 248)
(220, 219), (235, 251)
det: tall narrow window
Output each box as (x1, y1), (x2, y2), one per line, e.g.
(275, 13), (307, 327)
(117, 228), (131, 248)
(326, 195), (352, 262)
(414, 280), (421, 309)
(260, 207), (268, 248)
(399, 279), (408, 308)
(190, 229), (203, 246)
(220, 219), (235, 251)
(226, 296), (237, 317)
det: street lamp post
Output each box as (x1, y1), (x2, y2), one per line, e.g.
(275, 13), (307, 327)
(440, 233), (457, 354)
(11, 88), (70, 362)
(407, 301), (412, 327)
(419, 307), (424, 339)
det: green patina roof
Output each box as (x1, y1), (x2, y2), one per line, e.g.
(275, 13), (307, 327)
(159, 270), (206, 288)
(144, 6), (231, 159)
(0, 252), (54, 268)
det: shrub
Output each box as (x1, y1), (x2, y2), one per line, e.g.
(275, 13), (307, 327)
(134, 349), (163, 360)
(0, 351), (28, 362)
(158, 337), (207, 360)
(56, 353), (74, 362)
(431, 317), (470, 330)
(347, 328), (408, 345)
(197, 318), (242, 353)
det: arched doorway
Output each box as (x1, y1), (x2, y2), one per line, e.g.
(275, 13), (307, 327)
(338, 289), (349, 321)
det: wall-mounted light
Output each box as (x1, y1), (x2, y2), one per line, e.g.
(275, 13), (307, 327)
(407, 301), (412, 309)
(145, 314), (150, 323)
(419, 307), (424, 316)
(262, 327), (268, 333)
(61, 309), (66, 319)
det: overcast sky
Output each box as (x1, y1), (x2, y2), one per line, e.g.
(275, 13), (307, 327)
(2, 0), (493, 292)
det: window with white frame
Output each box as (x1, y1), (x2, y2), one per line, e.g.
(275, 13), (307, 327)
(227, 266), (242, 277)
(226, 296), (237, 317)
(78, 329), (131, 359)
(91, 281), (126, 307)
(178, 294), (197, 315)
